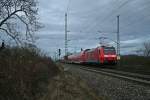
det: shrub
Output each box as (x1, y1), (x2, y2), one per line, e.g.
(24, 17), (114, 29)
(0, 47), (60, 100)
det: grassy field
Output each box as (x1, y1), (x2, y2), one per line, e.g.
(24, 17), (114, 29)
(116, 55), (150, 75)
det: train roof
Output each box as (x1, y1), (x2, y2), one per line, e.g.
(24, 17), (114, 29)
(68, 46), (115, 57)
(101, 45), (115, 48)
(84, 49), (90, 51)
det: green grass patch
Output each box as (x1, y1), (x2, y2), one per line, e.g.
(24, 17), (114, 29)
(117, 55), (150, 75)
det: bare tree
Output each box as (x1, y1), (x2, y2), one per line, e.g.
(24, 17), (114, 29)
(143, 42), (150, 56)
(0, 0), (41, 45)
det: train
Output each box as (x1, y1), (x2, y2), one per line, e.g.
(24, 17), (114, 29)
(64, 46), (117, 65)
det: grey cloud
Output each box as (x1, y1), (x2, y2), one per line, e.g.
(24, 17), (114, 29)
(35, 0), (150, 57)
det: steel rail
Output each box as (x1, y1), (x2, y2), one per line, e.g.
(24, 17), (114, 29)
(100, 68), (150, 81)
(77, 65), (150, 86)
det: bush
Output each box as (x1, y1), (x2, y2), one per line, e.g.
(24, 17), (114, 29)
(120, 55), (150, 66)
(0, 47), (60, 100)
(117, 55), (150, 74)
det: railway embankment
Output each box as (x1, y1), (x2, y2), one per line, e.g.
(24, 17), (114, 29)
(40, 63), (102, 100)
(62, 63), (150, 100)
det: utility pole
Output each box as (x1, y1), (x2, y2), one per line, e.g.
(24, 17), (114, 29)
(117, 15), (120, 63)
(65, 13), (68, 57)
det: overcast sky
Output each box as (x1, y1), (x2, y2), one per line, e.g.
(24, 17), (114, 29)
(35, 0), (150, 57)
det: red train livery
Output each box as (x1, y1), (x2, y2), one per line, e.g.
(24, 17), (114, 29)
(66, 46), (117, 65)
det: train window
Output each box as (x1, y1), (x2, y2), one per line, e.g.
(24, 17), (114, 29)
(104, 47), (116, 54)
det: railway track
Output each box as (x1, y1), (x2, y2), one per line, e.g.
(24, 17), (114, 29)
(74, 65), (150, 86)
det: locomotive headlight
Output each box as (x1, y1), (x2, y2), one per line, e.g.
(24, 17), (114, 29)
(104, 55), (109, 57)
(111, 55), (117, 57)
(104, 55), (116, 57)
(117, 56), (121, 60)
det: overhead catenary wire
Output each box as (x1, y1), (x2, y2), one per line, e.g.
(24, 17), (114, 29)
(84, 0), (132, 33)
(64, 0), (149, 34)
(105, 1), (150, 35)
(85, 0), (150, 34)
(119, 2), (150, 31)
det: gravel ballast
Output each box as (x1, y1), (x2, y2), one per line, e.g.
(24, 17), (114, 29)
(62, 64), (150, 100)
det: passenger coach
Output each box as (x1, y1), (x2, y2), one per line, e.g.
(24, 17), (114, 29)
(66, 46), (117, 65)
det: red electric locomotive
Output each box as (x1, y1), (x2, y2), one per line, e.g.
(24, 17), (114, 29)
(66, 46), (117, 65)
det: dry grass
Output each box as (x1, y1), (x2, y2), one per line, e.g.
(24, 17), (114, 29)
(0, 47), (60, 100)
(40, 71), (102, 100)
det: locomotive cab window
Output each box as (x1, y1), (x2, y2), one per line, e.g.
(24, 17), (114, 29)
(104, 47), (116, 54)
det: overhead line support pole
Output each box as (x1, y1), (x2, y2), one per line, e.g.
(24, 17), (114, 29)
(65, 13), (68, 57)
(117, 15), (120, 57)
(117, 15), (120, 64)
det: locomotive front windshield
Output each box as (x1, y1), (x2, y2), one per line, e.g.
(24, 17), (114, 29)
(104, 47), (116, 54)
